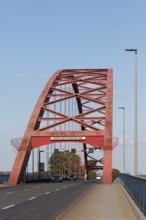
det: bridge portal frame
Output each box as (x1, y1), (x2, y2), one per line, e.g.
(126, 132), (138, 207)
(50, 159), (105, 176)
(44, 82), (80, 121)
(8, 69), (113, 184)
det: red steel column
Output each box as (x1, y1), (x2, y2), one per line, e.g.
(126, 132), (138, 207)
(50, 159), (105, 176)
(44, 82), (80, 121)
(8, 149), (31, 184)
(8, 70), (62, 185)
(103, 69), (113, 184)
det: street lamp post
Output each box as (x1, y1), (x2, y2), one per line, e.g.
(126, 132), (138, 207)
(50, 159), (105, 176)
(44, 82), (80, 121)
(125, 48), (138, 176)
(119, 107), (125, 173)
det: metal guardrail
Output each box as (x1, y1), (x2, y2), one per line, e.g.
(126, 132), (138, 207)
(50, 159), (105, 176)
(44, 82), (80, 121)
(118, 174), (146, 216)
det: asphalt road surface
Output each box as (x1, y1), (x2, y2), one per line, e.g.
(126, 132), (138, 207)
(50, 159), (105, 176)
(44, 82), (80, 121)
(0, 180), (97, 220)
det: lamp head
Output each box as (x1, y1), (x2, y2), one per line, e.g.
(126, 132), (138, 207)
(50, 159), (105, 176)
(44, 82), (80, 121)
(118, 107), (125, 110)
(125, 49), (137, 54)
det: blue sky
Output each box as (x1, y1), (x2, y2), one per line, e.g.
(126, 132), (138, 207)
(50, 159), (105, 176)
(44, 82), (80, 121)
(1, 0), (146, 174)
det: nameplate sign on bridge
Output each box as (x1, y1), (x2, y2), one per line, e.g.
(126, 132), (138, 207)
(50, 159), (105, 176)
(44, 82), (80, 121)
(50, 137), (86, 141)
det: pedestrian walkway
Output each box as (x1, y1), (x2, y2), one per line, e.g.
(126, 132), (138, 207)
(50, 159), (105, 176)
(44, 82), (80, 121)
(55, 182), (146, 220)
(0, 183), (16, 188)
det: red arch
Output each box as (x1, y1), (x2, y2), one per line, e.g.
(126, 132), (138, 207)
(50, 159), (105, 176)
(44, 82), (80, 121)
(8, 69), (113, 184)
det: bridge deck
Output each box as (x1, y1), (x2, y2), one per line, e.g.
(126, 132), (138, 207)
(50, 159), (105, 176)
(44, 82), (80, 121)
(55, 182), (145, 220)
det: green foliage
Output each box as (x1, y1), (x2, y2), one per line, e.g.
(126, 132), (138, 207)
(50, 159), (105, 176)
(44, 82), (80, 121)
(48, 151), (85, 178)
(88, 170), (96, 179)
(87, 159), (96, 167)
(87, 159), (97, 179)
(112, 168), (120, 181)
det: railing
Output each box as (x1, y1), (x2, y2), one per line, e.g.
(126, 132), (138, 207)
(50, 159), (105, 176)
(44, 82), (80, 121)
(118, 174), (146, 216)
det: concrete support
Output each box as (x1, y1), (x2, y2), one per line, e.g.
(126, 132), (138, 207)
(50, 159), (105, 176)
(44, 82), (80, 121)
(103, 149), (112, 184)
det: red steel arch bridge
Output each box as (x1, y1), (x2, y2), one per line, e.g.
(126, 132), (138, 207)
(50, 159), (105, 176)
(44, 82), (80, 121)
(9, 69), (114, 184)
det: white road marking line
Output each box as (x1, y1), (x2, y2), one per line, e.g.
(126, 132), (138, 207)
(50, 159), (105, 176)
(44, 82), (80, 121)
(44, 192), (50, 195)
(56, 189), (60, 191)
(28, 197), (36, 200)
(3, 204), (15, 209)
(63, 186), (67, 188)
(6, 191), (14, 194)
(23, 188), (29, 191)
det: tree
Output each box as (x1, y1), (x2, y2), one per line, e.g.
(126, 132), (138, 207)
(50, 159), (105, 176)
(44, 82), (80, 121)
(87, 160), (97, 179)
(88, 170), (96, 179)
(48, 150), (85, 178)
(112, 168), (120, 181)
